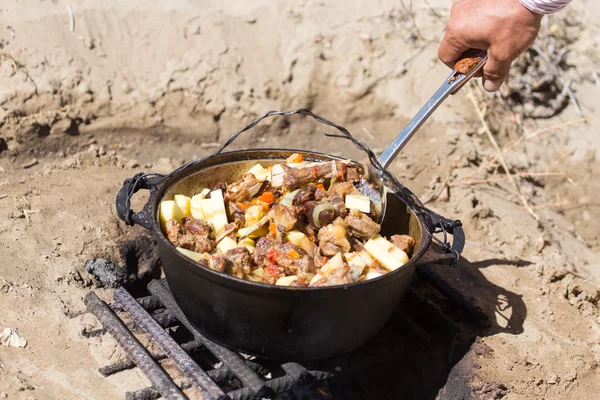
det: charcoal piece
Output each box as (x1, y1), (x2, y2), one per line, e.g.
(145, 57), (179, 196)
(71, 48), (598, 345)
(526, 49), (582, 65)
(119, 232), (162, 281)
(84, 258), (128, 288)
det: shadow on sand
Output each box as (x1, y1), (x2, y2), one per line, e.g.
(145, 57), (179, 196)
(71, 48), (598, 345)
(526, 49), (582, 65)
(291, 254), (529, 400)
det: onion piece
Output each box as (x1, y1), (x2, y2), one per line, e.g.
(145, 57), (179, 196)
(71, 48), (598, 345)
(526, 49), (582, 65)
(237, 215), (271, 239)
(280, 189), (300, 207)
(312, 203), (335, 228)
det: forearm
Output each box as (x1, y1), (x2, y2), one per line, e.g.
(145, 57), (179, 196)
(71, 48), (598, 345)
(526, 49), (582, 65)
(519, 0), (573, 15)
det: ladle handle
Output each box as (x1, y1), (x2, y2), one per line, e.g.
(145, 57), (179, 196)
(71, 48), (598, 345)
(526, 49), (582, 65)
(377, 51), (487, 169)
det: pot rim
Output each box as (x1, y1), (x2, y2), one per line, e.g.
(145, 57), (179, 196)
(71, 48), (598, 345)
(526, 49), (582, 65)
(149, 148), (432, 291)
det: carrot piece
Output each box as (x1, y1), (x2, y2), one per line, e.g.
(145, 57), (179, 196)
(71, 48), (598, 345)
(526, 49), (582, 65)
(315, 183), (325, 191)
(288, 249), (301, 259)
(269, 223), (277, 233)
(258, 191), (274, 203)
(236, 202), (251, 211)
(286, 153), (303, 163)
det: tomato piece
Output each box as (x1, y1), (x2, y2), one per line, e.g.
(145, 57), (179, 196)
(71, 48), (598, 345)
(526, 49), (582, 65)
(265, 264), (280, 276)
(266, 247), (278, 264)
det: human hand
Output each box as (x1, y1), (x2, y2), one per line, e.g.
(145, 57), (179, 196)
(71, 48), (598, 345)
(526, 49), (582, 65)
(438, 0), (543, 92)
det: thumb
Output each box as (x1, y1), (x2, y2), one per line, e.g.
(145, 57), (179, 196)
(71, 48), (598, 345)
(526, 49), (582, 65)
(482, 53), (511, 92)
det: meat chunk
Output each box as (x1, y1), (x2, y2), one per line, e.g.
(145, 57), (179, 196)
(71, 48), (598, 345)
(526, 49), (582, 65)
(215, 222), (238, 244)
(390, 234), (416, 256)
(227, 202), (246, 227)
(192, 235), (215, 253)
(292, 185), (317, 206)
(329, 196), (347, 218)
(303, 201), (335, 228)
(212, 182), (227, 192)
(270, 204), (297, 232)
(345, 166), (361, 183)
(253, 238), (315, 277)
(253, 237), (274, 265)
(282, 161), (347, 190)
(182, 217), (211, 236)
(209, 255), (227, 272)
(165, 218), (214, 253)
(165, 219), (183, 245)
(314, 188), (327, 201)
(261, 264), (283, 285)
(311, 266), (353, 287)
(345, 209), (380, 240)
(223, 247), (253, 277)
(317, 219), (352, 256)
(227, 173), (265, 203)
(270, 243), (314, 276)
(327, 181), (361, 198)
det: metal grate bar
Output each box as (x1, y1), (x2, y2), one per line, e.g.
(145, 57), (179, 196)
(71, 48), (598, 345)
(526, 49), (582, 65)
(150, 309), (179, 328)
(84, 292), (187, 400)
(114, 287), (228, 400)
(100, 339), (202, 377)
(147, 280), (268, 397)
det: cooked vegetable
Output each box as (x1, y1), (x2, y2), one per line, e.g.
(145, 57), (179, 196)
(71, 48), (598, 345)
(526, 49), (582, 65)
(320, 253), (344, 275)
(286, 230), (316, 256)
(245, 205), (266, 226)
(280, 189), (300, 207)
(364, 235), (409, 271)
(238, 238), (256, 253)
(286, 153), (303, 164)
(344, 252), (368, 281)
(345, 194), (370, 214)
(159, 200), (186, 229)
(271, 164), (285, 187)
(160, 159), (416, 287)
(177, 247), (205, 262)
(238, 215), (270, 239)
(190, 194), (205, 220)
(174, 195), (192, 217)
(276, 275), (299, 286)
(311, 203), (335, 228)
(217, 236), (237, 254)
(247, 164), (271, 182)
(365, 268), (383, 280)
(210, 189), (229, 232)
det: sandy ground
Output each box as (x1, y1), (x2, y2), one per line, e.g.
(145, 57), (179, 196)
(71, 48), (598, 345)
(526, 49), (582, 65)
(1, 0), (600, 399)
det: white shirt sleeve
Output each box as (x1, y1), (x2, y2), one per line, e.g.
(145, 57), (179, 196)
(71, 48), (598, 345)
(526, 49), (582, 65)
(519, 0), (573, 14)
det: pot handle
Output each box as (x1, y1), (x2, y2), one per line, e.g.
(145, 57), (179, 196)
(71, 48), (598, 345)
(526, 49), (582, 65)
(419, 215), (465, 267)
(115, 172), (165, 230)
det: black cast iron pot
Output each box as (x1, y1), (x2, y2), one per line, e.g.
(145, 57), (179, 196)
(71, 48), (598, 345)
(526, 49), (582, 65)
(115, 110), (464, 360)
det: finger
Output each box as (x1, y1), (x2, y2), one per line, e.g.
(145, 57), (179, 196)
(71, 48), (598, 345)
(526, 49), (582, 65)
(438, 30), (470, 70)
(482, 52), (511, 92)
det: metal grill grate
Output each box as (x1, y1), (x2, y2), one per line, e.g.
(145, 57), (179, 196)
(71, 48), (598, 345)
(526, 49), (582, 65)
(85, 266), (488, 400)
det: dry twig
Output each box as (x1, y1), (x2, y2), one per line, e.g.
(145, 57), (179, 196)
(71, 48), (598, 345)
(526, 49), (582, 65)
(423, 157), (461, 204)
(0, 275), (15, 292)
(546, 148), (570, 172)
(467, 85), (540, 221)
(523, 200), (570, 210)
